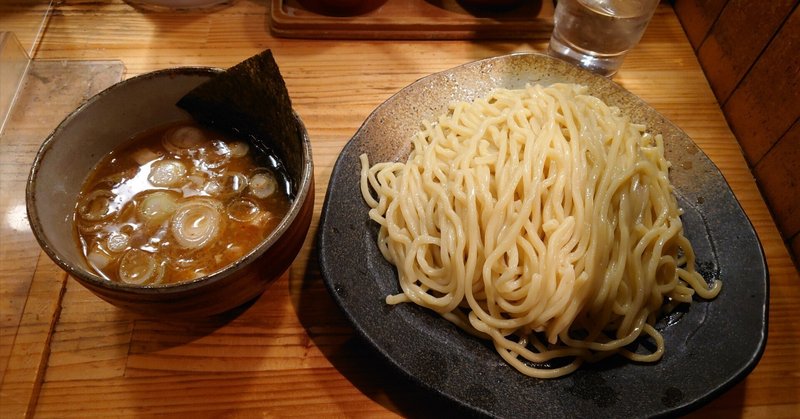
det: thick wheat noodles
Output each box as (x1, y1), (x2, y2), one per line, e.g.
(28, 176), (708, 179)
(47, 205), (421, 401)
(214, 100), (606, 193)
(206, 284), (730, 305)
(359, 83), (721, 378)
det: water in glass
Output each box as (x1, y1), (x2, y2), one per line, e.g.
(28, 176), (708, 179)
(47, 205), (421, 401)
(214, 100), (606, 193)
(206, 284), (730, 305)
(548, 0), (659, 76)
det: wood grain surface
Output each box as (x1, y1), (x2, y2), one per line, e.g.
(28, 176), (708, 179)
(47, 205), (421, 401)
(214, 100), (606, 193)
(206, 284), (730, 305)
(723, 5), (800, 166)
(1, 1), (798, 417)
(696, 0), (795, 103)
(673, 0), (729, 49)
(674, 0), (800, 264)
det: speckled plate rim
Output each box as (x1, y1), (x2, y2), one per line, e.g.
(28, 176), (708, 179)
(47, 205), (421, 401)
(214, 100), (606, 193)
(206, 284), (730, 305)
(318, 52), (768, 418)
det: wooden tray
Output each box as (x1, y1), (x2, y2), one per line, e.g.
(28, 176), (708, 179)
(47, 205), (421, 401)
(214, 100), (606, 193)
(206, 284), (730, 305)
(269, 0), (555, 40)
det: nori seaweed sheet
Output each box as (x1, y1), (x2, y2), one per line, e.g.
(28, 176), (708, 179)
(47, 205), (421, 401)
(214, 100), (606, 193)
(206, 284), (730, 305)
(177, 50), (301, 197)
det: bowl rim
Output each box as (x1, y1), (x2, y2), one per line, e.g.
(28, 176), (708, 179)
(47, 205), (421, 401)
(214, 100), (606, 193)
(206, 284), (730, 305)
(26, 66), (314, 295)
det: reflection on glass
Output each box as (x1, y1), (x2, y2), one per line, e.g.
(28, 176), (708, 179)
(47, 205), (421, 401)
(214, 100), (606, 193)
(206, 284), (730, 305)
(0, 0), (53, 132)
(0, 0), (54, 56)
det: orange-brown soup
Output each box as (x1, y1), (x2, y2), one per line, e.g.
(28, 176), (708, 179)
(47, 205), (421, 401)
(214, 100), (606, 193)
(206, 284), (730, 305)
(75, 121), (291, 285)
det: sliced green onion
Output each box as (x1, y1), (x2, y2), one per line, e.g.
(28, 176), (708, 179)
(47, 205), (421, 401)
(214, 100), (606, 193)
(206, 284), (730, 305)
(202, 172), (247, 199)
(118, 249), (164, 285)
(170, 198), (223, 249)
(148, 159), (188, 187)
(227, 198), (260, 222)
(106, 231), (130, 253)
(138, 190), (180, 226)
(180, 173), (207, 197)
(194, 141), (231, 170)
(225, 172), (248, 193)
(249, 170), (277, 199)
(202, 179), (222, 196)
(227, 141), (249, 158)
(77, 190), (118, 221)
(163, 125), (208, 153)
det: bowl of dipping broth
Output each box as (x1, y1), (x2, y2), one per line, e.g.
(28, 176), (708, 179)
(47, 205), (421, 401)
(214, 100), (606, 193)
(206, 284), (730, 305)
(26, 68), (314, 317)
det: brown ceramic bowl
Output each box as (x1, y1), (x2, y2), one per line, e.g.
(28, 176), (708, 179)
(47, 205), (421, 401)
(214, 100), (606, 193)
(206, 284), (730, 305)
(26, 68), (314, 317)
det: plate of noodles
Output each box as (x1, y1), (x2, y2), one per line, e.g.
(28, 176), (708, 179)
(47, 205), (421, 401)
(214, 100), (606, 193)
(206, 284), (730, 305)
(318, 52), (767, 418)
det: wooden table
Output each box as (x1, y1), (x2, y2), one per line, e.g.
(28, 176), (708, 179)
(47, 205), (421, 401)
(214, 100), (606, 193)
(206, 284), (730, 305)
(1, 1), (798, 417)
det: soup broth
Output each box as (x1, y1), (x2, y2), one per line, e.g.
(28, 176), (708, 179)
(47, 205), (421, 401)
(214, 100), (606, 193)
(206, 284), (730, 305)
(75, 121), (291, 285)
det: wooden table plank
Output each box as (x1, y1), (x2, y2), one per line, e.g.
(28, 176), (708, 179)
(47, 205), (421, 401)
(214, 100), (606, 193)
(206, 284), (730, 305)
(0, 255), (67, 418)
(0, 0), (52, 56)
(0, 59), (124, 418)
(697, 0), (795, 103)
(1, 0), (798, 417)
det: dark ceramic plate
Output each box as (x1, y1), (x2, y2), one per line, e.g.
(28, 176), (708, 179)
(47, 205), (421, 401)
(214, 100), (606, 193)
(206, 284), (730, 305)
(317, 53), (768, 418)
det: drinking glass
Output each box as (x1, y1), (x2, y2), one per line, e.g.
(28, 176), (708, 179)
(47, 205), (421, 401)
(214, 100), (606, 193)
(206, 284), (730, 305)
(548, 0), (660, 77)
